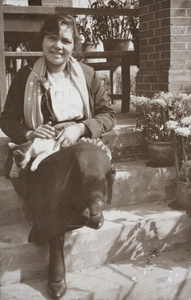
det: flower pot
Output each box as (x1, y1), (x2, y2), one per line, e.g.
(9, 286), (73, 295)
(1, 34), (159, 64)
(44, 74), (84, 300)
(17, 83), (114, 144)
(28, 0), (41, 4)
(132, 38), (139, 53)
(175, 180), (191, 211)
(103, 39), (131, 63)
(83, 42), (106, 63)
(146, 140), (175, 166)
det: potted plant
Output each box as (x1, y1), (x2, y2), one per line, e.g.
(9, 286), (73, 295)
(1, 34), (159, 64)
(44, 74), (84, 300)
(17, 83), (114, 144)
(129, 15), (139, 52)
(76, 15), (98, 50)
(76, 15), (106, 63)
(131, 92), (191, 166)
(86, 0), (139, 59)
(171, 118), (191, 211)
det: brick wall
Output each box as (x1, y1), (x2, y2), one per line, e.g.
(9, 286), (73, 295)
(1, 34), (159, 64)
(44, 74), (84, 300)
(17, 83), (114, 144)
(169, 0), (191, 92)
(136, 0), (191, 97)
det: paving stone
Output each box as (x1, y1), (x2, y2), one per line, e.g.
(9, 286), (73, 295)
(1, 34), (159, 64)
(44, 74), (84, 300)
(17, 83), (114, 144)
(0, 108), (189, 300)
(0, 201), (190, 286)
(1, 242), (191, 300)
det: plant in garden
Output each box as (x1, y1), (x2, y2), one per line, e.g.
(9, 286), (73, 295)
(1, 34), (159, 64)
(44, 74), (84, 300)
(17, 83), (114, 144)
(131, 93), (174, 142)
(164, 101), (191, 210)
(170, 116), (191, 213)
(133, 91), (191, 208)
(131, 92), (191, 142)
(171, 117), (191, 184)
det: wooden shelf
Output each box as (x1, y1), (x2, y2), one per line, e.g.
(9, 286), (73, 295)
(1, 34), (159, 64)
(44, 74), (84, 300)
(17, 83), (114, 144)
(5, 52), (43, 57)
(3, 5), (139, 17)
(3, 6), (139, 33)
(5, 51), (139, 69)
(5, 50), (137, 58)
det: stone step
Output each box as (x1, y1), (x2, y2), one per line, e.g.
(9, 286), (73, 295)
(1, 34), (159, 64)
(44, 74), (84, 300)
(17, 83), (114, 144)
(1, 242), (191, 300)
(0, 132), (10, 176)
(0, 161), (176, 226)
(102, 111), (146, 162)
(0, 111), (146, 176)
(0, 200), (190, 286)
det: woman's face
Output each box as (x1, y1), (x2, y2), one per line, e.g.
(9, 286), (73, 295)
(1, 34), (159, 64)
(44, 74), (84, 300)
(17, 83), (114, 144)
(42, 24), (74, 67)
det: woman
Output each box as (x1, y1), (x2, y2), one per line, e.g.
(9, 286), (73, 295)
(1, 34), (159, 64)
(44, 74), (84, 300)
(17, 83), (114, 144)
(0, 13), (116, 299)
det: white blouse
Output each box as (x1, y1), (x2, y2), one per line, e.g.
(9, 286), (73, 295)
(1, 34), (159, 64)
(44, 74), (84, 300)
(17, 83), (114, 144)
(48, 72), (84, 122)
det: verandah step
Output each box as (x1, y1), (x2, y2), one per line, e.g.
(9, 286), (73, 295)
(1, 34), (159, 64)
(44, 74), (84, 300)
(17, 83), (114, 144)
(1, 242), (191, 300)
(0, 160), (176, 226)
(0, 200), (190, 286)
(0, 111), (145, 176)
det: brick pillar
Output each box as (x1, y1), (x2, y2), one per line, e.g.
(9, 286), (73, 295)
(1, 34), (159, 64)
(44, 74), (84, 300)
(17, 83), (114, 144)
(136, 0), (191, 97)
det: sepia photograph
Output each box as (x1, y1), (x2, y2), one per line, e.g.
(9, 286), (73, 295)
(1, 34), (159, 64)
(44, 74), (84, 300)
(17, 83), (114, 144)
(0, 0), (191, 299)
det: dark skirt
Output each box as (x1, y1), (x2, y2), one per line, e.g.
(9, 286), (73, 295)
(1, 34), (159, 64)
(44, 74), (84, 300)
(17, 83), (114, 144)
(11, 142), (115, 244)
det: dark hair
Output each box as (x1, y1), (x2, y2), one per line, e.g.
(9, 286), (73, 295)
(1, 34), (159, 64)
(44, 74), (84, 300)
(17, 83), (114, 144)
(39, 13), (81, 52)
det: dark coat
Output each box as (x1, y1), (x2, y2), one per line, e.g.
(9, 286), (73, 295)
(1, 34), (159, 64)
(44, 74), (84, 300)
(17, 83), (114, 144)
(0, 61), (116, 143)
(27, 142), (115, 244)
(0, 61), (116, 244)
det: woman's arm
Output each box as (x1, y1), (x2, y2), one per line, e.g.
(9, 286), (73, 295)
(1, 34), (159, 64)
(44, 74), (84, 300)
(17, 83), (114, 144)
(82, 70), (116, 138)
(0, 66), (32, 144)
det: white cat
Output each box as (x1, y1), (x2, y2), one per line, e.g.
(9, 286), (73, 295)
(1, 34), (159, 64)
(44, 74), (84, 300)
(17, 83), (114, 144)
(8, 122), (72, 173)
(8, 123), (111, 174)
(9, 137), (60, 172)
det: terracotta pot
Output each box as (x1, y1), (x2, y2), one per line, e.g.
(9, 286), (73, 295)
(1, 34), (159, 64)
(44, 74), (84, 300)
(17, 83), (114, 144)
(83, 42), (106, 63)
(103, 39), (131, 63)
(175, 180), (191, 211)
(28, 0), (41, 4)
(132, 38), (139, 53)
(146, 139), (175, 166)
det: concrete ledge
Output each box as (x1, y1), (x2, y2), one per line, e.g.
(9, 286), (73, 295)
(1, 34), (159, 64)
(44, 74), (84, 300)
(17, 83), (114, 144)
(0, 201), (190, 286)
(0, 115), (144, 174)
(0, 161), (176, 226)
(112, 161), (176, 207)
(0, 177), (28, 226)
(0, 134), (10, 176)
(2, 242), (191, 300)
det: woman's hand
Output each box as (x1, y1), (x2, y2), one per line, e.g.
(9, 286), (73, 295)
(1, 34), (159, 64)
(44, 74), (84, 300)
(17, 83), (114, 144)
(25, 121), (56, 141)
(54, 123), (87, 149)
